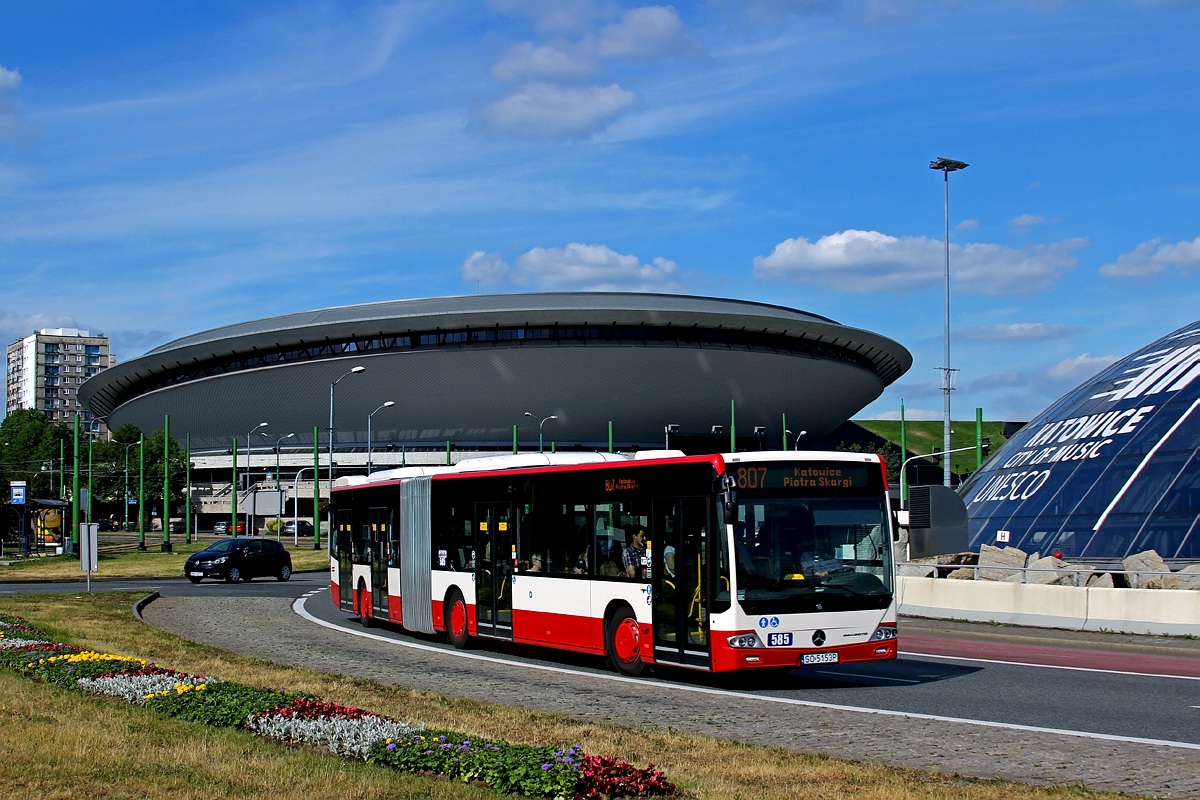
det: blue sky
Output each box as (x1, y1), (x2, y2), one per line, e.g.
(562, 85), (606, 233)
(2, 0), (1198, 424)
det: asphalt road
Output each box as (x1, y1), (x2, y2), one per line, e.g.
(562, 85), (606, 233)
(5, 573), (1200, 797)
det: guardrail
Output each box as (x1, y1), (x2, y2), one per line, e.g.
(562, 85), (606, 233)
(896, 570), (1200, 636)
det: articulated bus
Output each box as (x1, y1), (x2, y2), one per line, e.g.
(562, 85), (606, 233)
(330, 450), (899, 676)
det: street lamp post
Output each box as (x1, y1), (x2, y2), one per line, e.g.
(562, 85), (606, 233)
(272, 433), (294, 536)
(367, 401), (395, 475)
(291, 466), (316, 546)
(900, 445), (978, 509)
(244, 422), (268, 534)
(930, 156), (969, 487)
(329, 366), (366, 513)
(524, 411), (558, 454)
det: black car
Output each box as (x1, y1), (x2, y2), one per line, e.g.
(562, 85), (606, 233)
(184, 537), (292, 583)
(281, 519), (314, 537)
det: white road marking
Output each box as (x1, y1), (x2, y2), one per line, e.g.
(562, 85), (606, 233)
(902, 648), (1200, 682)
(294, 595), (1200, 752)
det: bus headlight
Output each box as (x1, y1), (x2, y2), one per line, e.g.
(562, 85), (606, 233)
(726, 633), (763, 649)
(869, 626), (897, 641)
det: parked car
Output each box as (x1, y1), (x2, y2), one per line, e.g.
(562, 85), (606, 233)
(97, 519), (117, 532)
(281, 519), (314, 537)
(168, 519), (186, 533)
(184, 537), (292, 583)
(211, 520), (246, 535)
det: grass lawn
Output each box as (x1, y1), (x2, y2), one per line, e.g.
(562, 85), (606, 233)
(0, 591), (1134, 800)
(0, 537), (329, 581)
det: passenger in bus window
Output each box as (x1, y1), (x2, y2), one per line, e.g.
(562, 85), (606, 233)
(663, 545), (676, 578)
(623, 528), (648, 578)
(573, 548), (589, 574)
(528, 553), (544, 572)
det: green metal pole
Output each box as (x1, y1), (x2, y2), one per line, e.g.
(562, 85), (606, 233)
(781, 412), (787, 451)
(138, 433), (145, 550)
(900, 400), (908, 506)
(230, 438), (238, 535)
(608, 420), (613, 453)
(162, 415), (171, 551)
(512, 424), (518, 454)
(87, 434), (93, 524)
(185, 433), (192, 544)
(72, 414), (80, 552)
(976, 407), (984, 469)
(312, 426), (321, 550)
(60, 439), (65, 499)
(446, 440), (452, 465)
(275, 441), (281, 537)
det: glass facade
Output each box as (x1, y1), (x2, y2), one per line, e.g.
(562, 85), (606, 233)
(960, 320), (1200, 561)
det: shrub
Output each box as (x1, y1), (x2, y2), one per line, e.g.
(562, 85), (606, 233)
(145, 679), (306, 728)
(368, 730), (581, 798)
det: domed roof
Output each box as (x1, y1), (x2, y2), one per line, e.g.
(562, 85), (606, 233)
(960, 320), (1200, 562)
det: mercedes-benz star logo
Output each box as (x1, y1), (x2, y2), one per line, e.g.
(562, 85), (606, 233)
(811, 629), (826, 647)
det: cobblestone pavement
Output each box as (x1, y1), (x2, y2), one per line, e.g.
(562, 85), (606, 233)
(139, 594), (1200, 798)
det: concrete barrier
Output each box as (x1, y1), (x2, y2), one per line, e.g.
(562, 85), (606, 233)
(897, 576), (1200, 636)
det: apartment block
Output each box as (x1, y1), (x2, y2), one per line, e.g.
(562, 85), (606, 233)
(5, 328), (116, 434)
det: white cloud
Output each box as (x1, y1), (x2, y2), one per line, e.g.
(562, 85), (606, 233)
(475, 82), (637, 138)
(959, 322), (1074, 341)
(490, 42), (597, 82)
(489, 0), (601, 33)
(0, 65), (22, 136)
(465, 243), (681, 291)
(1099, 236), (1200, 278)
(955, 219), (979, 232)
(752, 229), (1084, 295)
(1046, 353), (1118, 382)
(1010, 213), (1045, 227)
(595, 6), (694, 58)
(462, 251), (511, 288)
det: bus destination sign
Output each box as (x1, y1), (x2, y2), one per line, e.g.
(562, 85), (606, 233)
(604, 477), (640, 493)
(733, 464), (874, 491)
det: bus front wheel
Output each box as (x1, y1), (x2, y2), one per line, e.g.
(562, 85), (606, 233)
(446, 590), (470, 649)
(606, 608), (645, 677)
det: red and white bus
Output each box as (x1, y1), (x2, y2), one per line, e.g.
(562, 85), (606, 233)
(330, 449), (899, 675)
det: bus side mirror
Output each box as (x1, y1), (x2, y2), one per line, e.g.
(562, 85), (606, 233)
(722, 474), (737, 524)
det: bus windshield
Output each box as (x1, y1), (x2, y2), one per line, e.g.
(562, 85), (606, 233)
(729, 463), (893, 615)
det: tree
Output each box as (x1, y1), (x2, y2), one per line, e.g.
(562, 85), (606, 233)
(0, 410), (73, 499)
(836, 440), (902, 479)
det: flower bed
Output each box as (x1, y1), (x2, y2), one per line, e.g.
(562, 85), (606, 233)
(0, 613), (675, 799)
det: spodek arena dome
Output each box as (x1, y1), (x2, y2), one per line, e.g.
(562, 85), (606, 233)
(960, 319), (1200, 563)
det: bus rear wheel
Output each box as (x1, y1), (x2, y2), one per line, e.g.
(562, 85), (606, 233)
(446, 589), (470, 649)
(606, 608), (645, 677)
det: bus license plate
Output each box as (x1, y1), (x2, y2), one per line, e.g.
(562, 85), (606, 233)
(802, 652), (838, 665)
(766, 632), (793, 647)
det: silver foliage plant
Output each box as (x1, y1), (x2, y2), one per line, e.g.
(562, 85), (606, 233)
(247, 712), (420, 760)
(77, 672), (209, 704)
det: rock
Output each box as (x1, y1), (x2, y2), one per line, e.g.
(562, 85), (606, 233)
(936, 552), (979, 566)
(1026, 555), (1070, 585)
(899, 563), (936, 578)
(977, 544), (1028, 581)
(1122, 550), (1177, 589)
(945, 568), (975, 580)
(1177, 564), (1200, 591)
(1087, 572), (1114, 588)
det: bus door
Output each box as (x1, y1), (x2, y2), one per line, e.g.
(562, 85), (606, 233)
(369, 506), (391, 620)
(335, 507), (355, 610)
(474, 501), (514, 638)
(651, 496), (711, 668)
